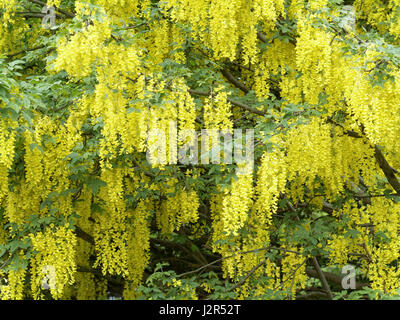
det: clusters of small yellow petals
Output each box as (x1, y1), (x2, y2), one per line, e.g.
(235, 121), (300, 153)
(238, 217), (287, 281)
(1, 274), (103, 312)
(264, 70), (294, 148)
(284, 119), (377, 200)
(220, 173), (253, 237)
(354, 0), (391, 33)
(46, 0), (61, 7)
(0, 4), (29, 55)
(254, 39), (296, 99)
(6, 0), (400, 302)
(280, 248), (307, 299)
(254, 150), (287, 221)
(54, 19), (112, 78)
(203, 86), (233, 132)
(0, 118), (15, 201)
(326, 198), (400, 297)
(0, 268), (26, 300)
(124, 199), (152, 299)
(167, 278), (198, 299)
(157, 182), (200, 234)
(96, 0), (140, 21)
(164, 0), (285, 61)
(30, 226), (77, 300)
(295, 14), (332, 105)
(94, 168), (129, 276)
(344, 65), (400, 156)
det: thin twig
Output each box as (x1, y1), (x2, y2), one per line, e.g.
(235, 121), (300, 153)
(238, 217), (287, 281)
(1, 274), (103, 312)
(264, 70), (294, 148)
(229, 259), (267, 291)
(273, 259), (307, 292)
(0, 256), (12, 270)
(176, 246), (301, 278)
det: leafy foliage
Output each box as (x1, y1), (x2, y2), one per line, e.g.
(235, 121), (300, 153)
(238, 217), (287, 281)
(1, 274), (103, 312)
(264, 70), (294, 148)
(1, 0), (400, 300)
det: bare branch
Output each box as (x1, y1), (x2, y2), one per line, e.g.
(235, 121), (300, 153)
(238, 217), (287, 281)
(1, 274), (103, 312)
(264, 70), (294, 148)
(310, 257), (334, 299)
(229, 259), (267, 291)
(75, 226), (95, 245)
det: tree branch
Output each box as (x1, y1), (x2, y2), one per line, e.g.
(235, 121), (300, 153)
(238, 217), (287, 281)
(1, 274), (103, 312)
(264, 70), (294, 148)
(176, 246), (301, 278)
(326, 118), (363, 138)
(310, 257), (333, 299)
(305, 268), (369, 290)
(74, 226), (95, 245)
(229, 259), (267, 291)
(257, 31), (267, 43)
(374, 145), (400, 196)
(273, 259), (307, 292)
(220, 68), (250, 94)
(327, 119), (400, 196)
(188, 89), (267, 116)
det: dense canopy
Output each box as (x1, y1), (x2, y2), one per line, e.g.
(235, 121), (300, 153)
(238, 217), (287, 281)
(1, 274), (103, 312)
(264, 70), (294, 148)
(1, 0), (400, 300)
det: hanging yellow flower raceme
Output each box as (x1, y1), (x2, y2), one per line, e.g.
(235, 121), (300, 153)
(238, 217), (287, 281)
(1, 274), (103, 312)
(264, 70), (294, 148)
(29, 226), (77, 300)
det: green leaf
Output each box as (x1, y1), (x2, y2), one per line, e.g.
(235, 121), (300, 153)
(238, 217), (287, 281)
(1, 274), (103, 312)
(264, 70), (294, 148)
(86, 177), (107, 195)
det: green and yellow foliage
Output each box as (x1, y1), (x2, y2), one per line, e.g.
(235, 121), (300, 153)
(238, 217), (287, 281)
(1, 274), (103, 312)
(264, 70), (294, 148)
(1, 0), (400, 300)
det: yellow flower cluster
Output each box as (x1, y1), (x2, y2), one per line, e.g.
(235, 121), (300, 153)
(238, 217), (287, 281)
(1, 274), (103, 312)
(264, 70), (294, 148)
(54, 19), (112, 78)
(95, 0), (140, 22)
(164, 0), (285, 61)
(221, 173), (253, 237)
(46, 0), (61, 7)
(168, 278), (198, 299)
(0, 0), (29, 55)
(229, 151), (288, 299)
(254, 39), (296, 99)
(148, 20), (174, 65)
(0, 268), (26, 300)
(124, 200), (152, 299)
(30, 226), (77, 299)
(209, 173), (253, 279)
(0, 118), (15, 201)
(280, 248), (307, 299)
(284, 119), (377, 200)
(354, 0), (391, 33)
(2, 112), (80, 229)
(93, 168), (129, 276)
(295, 14), (332, 105)
(326, 198), (400, 296)
(344, 64), (400, 156)
(255, 150), (286, 221)
(203, 86), (233, 132)
(157, 183), (200, 234)
(172, 79), (197, 134)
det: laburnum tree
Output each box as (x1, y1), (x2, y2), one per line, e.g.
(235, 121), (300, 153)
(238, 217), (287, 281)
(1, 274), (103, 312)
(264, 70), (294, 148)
(2, 0), (400, 300)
